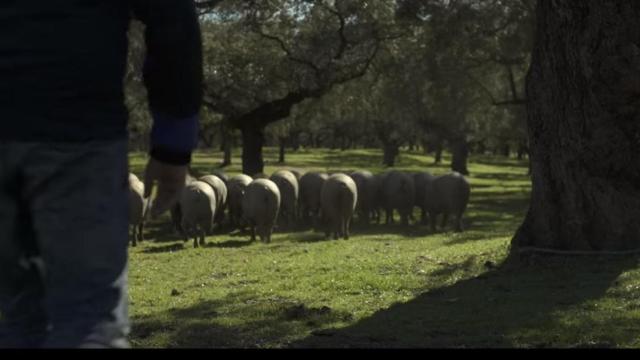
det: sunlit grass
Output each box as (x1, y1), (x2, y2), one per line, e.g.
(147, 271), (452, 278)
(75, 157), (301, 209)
(127, 148), (640, 348)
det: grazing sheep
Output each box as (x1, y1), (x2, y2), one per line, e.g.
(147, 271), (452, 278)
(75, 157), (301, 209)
(413, 172), (436, 225)
(369, 172), (387, 224)
(242, 179), (281, 243)
(211, 169), (229, 186)
(179, 180), (217, 248)
(298, 172), (329, 225)
(269, 170), (299, 229)
(289, 169), (303, 182)
(128, 173), (146, 247)
(320, 173), (357, 240)
(200, 174), (228, 228)
(382, 171), (415, 226)
(425, 172), (470, 232)
(227, 174), (253, 230)
(350, 170), (375, 224)
(170, 174), (196, 234)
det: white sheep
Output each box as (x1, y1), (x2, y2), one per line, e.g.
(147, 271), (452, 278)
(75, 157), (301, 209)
(242, 179), (281, 243)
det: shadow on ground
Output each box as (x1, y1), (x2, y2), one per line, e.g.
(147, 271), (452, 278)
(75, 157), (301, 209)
(130, 254), (639, 348)
(131, 291), (353, 348)
(288, 255), (639, 348)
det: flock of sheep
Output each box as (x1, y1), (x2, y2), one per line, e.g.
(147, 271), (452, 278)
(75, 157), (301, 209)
(128, 168), (471, 248)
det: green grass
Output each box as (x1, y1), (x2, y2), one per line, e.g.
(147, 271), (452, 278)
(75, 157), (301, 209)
(127, 148), (640, 348)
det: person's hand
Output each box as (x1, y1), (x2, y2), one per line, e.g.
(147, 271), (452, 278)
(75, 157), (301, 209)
(143, 157), (188, 218)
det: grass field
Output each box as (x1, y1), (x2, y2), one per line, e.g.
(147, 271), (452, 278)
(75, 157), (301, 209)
(127, 148), (640, 348)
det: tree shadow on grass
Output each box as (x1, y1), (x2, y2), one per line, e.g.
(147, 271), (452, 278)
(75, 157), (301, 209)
(141, 243), (186, 254)
(290, 255), (640, 348)
(130, 291), (354, 348)
(204, 239), (255, 249)
(129, 254), (640, 348)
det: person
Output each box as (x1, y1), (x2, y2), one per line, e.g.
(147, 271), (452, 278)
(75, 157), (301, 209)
(0, 0), (203, 348)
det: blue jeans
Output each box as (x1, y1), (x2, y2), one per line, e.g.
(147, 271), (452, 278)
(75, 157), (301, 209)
(0, 140), (130, 348)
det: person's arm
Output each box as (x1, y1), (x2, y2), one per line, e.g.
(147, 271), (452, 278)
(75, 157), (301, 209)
(132, 0), (203, 216)
(133, 0), (203, 165)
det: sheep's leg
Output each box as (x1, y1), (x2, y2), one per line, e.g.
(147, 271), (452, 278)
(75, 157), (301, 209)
(420, 208), (427, 225)
(138, 222), (144, 242)
(199, 226), (206, 247)
(130, 226), (137, 247)
(441, 213), (449, 230)
(430, 212), (438, 232)
(344, 217), (351, 240)
(250, 226), (256, 242)
(455, 212), (464, 232)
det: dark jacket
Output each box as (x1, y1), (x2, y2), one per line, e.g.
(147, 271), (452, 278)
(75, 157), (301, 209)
(0, 0), (203, 165)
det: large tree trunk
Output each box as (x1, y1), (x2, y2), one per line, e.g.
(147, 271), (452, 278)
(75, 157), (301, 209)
(241, 125), (265, 176)
(451, 139), (469, 175)
(512, 1), (640, 253)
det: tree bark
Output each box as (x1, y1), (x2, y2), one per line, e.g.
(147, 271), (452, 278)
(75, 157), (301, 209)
(512, 1), (640, 253)
(451, 138), (469, 175)
(241, 125), (265, 176)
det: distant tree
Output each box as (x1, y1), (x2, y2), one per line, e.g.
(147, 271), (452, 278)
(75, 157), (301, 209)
(199, 0), (396, 175)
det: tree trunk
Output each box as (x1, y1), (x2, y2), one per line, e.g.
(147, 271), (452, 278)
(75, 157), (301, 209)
(222, 142), (232, 167)
(477, 140), (487, 155)
(512, 1), (640, 253)
(517, 142), (528, 160)
(382, 143), (399, 167)
(433, 138), (443, 164)
(241, 125), (265, 176)
(502, 144), (511, 158)
(220, 123), (232, 167)
(278, 136), (286, 164)
(290, 132), (301, 151)
(451, 139), (469, 175)
(421, 138), (431, 154)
